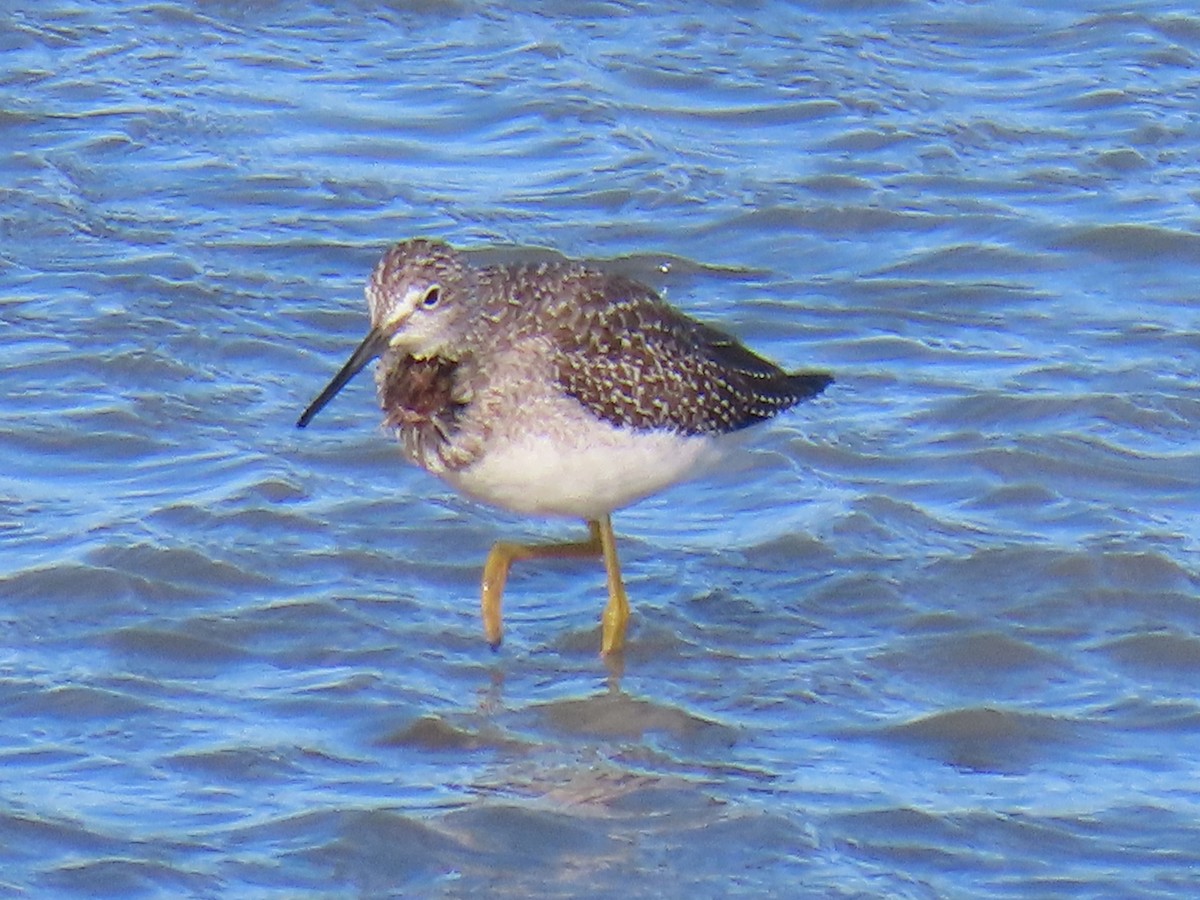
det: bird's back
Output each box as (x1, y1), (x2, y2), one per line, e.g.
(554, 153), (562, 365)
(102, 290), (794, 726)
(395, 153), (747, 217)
(489, 266), (832, 436)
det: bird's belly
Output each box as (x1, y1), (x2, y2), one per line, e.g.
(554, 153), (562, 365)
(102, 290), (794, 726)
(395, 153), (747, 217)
(443, 422), (721, 519)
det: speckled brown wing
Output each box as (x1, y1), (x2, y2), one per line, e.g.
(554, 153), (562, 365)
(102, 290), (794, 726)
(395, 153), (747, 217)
(551, 272), (832, 436)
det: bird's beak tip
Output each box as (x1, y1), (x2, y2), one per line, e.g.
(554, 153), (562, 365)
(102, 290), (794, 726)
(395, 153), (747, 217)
(296, 327), (388, 429)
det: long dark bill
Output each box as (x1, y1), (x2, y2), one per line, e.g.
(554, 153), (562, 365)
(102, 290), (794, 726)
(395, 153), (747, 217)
(296, 327), (389, 428)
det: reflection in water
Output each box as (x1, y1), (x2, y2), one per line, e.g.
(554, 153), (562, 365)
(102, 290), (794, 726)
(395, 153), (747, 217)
(530, 688), (737, 748)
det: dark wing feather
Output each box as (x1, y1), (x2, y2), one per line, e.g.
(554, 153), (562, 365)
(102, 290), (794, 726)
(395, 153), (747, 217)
(552, 273), (831, 436)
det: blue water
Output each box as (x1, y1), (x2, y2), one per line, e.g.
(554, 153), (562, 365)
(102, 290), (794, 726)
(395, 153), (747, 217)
(3, 1), (1200, 896)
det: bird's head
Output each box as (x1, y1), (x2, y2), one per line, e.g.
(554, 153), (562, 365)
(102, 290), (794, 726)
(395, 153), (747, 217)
(296, 239), (475, 428)
(365, 238), (477, 360)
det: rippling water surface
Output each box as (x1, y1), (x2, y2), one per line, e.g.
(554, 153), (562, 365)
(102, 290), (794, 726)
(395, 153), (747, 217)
(4, 1), (1200, 896)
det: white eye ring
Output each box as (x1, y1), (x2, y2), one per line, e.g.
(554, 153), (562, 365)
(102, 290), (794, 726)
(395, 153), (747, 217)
(421, 285), (442, 309)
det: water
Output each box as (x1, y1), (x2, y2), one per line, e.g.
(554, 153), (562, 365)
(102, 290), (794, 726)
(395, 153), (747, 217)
(3, 1), (1199, 896)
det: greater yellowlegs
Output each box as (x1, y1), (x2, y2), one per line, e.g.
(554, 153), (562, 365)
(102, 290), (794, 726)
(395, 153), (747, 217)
(298, 239), (831, 655)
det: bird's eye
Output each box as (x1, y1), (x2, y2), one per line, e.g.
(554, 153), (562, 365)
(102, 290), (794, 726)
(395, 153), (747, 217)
(421, 285), (442, 309)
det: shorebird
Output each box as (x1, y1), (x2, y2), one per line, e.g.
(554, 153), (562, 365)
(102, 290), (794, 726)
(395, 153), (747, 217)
(297, 239), (831, 655)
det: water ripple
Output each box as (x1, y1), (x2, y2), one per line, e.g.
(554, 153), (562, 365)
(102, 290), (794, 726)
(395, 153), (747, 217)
(3, 0), (1200, 896)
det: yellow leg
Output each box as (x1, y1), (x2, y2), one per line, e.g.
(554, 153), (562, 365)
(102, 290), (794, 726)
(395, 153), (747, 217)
(479, 516), (633, 655)
(596, 514), (630, 656)
(480, 522), (603, 649)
